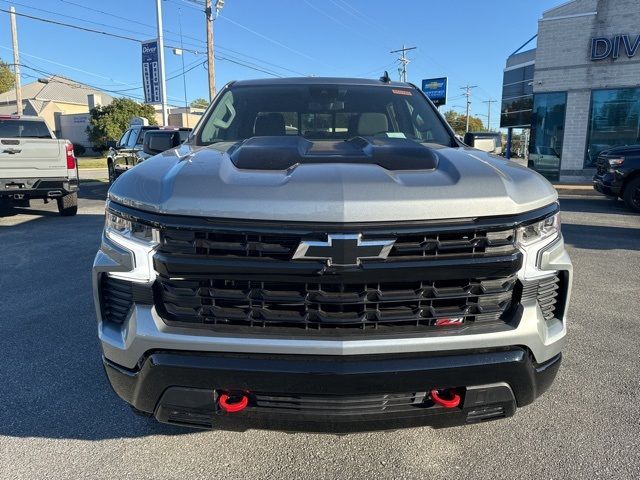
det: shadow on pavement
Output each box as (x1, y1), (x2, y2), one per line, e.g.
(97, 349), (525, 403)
(0, 213), (190, 440)
(78, 181), (109, 201)
(562, 223), (640, 251)
(559, 196), (638, 216)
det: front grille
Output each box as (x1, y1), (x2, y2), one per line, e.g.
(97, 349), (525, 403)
(596, 158), (608, 175)
(521, 275), (561, 320)
(159, 228), (516, 261)
(152, 219), (528, 335)
(156, 275), (517, 332)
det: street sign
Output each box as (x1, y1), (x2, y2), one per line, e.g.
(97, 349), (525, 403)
(142, 40), (162, 104)
(421, 77), (448, 106)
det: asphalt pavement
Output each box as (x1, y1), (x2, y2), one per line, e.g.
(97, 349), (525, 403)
(0, 183), (639, 479)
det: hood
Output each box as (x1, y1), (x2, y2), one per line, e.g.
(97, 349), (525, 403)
(108, 140), (557, 223)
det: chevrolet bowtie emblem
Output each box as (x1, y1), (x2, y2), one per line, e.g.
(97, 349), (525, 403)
(292, 234), (395, 266)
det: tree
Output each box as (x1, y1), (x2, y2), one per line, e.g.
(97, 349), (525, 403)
(86, 98), (158, 151)
(190, 97), (209, 109)
(0, 59), (15, 94)
(443, 110), (485, 136)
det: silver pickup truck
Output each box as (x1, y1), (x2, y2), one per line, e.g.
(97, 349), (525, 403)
(0, 115), (78, 216)
(94, 77), (572, 432)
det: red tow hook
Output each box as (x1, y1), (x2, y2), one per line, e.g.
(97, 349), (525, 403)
(218, 392), (249, 413)
(430, 389), (461, 409)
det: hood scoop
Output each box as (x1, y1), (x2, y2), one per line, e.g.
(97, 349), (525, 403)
(229, 135), (439, 171)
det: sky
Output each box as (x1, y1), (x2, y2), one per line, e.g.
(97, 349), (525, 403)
(0, 0), (562, 128)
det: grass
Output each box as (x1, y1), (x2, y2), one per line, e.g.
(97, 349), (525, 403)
(77, 156), (107, 169)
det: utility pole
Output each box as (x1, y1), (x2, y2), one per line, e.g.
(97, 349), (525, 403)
(155, 0), (168, 125)
(390, 45), (416, 82)
(177, 9), (189, 127)
(460, 84), (478, 133)
(205, 0), (224, 101)
(483, 99), (497, 131)
(9, 7), (22, 115)
(205, 0), (215, 101)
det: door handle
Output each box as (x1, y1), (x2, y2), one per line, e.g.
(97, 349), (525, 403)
(2, 148), (21, 154)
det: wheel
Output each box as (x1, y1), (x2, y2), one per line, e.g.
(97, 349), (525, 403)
(57, 192), (78, 216)
(107, 159), (116, 185)
(622, 177), (640, 213)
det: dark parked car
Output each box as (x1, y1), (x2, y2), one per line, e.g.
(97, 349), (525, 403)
(593, 145), (640, 212)
(107, 126), (191, 184)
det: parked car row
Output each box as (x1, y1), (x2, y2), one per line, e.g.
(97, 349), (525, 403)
(592, 144), (640, 212)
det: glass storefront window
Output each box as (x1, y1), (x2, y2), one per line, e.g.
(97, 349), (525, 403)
(585, 88), (640, 167)
(528, 92), (567, 181)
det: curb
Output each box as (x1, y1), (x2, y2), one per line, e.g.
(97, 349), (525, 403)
(555, 187), (601, 197)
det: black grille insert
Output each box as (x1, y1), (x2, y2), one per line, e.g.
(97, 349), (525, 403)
(156, 275), (518, 332)
(159, 228), (516, 262)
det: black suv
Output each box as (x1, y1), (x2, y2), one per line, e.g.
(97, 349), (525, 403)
(107, 126), (191, 184)
(593, 145), (640, 212)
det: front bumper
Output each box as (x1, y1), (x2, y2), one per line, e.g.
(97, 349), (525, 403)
(104, 348), (561, 432)
(592, 172), (622, 197)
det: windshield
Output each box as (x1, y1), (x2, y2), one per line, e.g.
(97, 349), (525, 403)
(0, 119), (52, 138)
(197, 84), (453, 147)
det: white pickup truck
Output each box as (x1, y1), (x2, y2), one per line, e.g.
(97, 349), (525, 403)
(0, 115), (79, 216)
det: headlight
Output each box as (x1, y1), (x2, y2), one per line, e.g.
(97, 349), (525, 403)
(103, 209), (159, 282)
(516, 213), (560, 246)
(607, 157), (624, 170)
(105, 211), (157, 243)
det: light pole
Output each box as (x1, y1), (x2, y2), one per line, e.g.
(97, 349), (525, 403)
(155, 0), (168, 125)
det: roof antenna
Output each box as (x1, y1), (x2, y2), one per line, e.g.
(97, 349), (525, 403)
(379, 71), (391, 83)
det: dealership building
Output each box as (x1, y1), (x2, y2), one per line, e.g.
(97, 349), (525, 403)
(501, 0), (640, 180)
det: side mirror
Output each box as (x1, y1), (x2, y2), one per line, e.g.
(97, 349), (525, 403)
(143, 130), (181, 156)
(106, 140), (117, 149)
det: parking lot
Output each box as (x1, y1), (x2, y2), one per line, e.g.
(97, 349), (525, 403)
(1, 182), (639, 479)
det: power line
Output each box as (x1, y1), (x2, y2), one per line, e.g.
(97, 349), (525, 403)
(0, 7), (144, 44)
(53, 0), (306, 76)
(216, 13), (321, 64)
(0, 9), (286, 82)
(331, 0), (389, 33)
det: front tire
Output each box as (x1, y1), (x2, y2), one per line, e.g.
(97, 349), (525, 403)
(622, 177), (640, 213)
(57, 192), (78, 216)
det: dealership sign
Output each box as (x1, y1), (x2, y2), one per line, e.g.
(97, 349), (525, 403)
(141, 40), (162, 104)
(421, 77), (448, 106)
(590, 34), (640, 60)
